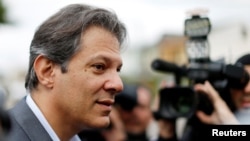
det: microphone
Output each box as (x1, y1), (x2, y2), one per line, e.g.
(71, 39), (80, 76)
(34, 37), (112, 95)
(151, 59), (186, 75)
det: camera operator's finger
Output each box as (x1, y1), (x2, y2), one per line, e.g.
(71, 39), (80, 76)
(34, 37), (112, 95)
(195, 81), (231, 112)
(194, 81), (220, 102)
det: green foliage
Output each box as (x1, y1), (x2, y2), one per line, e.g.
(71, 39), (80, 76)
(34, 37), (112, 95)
(0, 0), (7, 23)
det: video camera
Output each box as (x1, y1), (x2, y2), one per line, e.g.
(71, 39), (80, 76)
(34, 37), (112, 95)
(151, 14), (249, 119)
(152, 58), (249, 119)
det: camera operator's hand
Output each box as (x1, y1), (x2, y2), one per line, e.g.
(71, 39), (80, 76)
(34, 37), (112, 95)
(194, 81), (239, 125)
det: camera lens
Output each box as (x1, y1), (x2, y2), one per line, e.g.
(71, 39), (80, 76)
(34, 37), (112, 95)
(172, 94), (194, 114)
(159, 87), (197, 119)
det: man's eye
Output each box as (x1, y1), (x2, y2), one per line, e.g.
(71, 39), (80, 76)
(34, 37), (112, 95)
(93, 64), (105, 70)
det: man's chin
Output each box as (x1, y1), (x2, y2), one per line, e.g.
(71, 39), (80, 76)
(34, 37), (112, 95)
(89, 117), (111, 129)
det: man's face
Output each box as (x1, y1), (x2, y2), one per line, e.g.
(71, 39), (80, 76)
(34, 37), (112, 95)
(54, 26), (123, 129)
(230, 65), (250, 110)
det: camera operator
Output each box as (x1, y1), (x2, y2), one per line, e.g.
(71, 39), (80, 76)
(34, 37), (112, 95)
(115, 82), (180, 141)
(194, 53), (250, 125)
(225, 53), (250, 124)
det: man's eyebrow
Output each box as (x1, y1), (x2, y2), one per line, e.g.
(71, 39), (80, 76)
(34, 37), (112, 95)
(89, 55), (112, 63)
(89, 54), (123, 66)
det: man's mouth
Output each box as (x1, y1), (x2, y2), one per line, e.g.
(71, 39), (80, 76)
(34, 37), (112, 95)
(96, 99), (114, 111)
(97, 99), (114, 106)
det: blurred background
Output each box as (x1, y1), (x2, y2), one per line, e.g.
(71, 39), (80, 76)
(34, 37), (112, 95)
(1, 0), (250, 107)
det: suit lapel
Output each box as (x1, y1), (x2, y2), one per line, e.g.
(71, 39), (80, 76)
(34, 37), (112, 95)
(10, 97), (52, 141)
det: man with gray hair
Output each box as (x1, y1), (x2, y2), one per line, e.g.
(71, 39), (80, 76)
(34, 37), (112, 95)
(6, 3), (127, 141)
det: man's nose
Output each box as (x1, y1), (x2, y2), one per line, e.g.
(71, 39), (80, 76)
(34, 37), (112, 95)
(105, 73), (123, 94)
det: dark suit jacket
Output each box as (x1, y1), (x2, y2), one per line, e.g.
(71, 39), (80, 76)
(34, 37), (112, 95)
(6, 97), (52, 141)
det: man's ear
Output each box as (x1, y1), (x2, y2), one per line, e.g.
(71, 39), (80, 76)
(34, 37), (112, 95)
(33, 55), (55, 89)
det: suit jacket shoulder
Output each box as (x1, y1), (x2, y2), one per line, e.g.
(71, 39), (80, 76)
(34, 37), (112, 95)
(6, 97), (52, 141)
